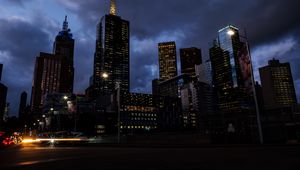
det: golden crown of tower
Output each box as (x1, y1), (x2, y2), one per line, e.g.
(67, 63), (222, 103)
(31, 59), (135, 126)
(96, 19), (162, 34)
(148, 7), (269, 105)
(110, 0), (117, 15)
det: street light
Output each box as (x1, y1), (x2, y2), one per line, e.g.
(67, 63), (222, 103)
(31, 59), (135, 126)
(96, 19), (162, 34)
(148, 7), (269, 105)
(227, 29), (264, 144)
(63, 95), (68, 100)
(102, 72), (109, 79)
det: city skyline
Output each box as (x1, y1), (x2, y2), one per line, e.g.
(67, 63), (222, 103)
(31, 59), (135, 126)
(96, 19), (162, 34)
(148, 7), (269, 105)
(0, 0), (300, 116)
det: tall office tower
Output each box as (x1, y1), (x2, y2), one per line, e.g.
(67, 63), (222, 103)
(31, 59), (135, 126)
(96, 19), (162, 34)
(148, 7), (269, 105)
(158, 42), (178, 81)
(31, 17), (75, 111)
(0, 63), (2, 81)
(19, 91), (27, 119)
(210, 41), (245, 113)
(0, 64), (7, 127)
(211, 25), (254, 112)
(90, 0), (130, 95)
(53, 16), (75, 93)
(218, 25), (244, 88)
(180, 47), (202, 77)
(259, 59), (297, 110)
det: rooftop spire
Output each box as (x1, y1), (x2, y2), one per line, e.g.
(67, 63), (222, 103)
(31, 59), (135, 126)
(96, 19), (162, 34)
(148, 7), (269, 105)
(62, 15), (68, 31)
(109, 0), (117, 15)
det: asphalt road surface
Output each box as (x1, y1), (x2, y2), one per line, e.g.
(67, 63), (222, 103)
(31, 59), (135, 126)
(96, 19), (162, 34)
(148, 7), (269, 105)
(1, 145), (300, 169)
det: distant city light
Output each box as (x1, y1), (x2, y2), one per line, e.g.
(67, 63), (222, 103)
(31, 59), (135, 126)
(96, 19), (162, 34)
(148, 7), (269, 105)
(22, 138), (84, 144)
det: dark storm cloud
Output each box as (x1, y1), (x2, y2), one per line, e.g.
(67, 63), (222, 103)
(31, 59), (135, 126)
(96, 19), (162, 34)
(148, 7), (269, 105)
(2, 0), (300, 116)
(56, 0), (300, 95)
(56, 0), (300, 43)
(72, 30), (94, 93)
(0, 15), (59, 115)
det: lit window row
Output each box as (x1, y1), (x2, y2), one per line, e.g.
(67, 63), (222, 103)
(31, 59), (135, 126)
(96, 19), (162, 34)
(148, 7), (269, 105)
(120, 126), (157, 129)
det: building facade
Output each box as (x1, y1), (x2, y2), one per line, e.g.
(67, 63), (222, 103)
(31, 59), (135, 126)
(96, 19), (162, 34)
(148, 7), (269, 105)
(209, 26), (257, 143)
(0, 64), (7, 127)
(158, 41), (178, 81)
(211, 26), (253, 114)
(53, 16), (75, 94)
(180, 47), (202, 77)
(0, 64), (2, 81)
(259, 59), (297, 110)
(0, 83), (7, 127)
(120, 92), (158, 133)
(31, 17), (75, 111)
(195, 61), (213, 85)
(31, 53), (62, 111)
(218, 25), (243, 88)
(18, 91), (27, 120)
(87, 0), (130, 98)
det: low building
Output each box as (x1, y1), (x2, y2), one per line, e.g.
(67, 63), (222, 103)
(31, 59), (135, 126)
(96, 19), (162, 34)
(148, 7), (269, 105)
(120, 92), (158, 133)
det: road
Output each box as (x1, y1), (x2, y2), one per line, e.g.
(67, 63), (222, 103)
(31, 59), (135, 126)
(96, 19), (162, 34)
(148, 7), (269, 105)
(0, 145), (300, 169)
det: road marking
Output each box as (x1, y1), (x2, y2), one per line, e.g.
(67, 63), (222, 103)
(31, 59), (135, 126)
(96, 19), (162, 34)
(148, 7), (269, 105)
(16, 157), (77, 166)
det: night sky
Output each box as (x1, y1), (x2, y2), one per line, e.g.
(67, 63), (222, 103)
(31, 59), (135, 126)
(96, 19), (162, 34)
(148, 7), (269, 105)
(0, 0), (300, 116)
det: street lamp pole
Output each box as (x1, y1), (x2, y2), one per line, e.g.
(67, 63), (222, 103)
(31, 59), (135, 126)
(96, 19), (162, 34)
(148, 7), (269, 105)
(245, 41), (264, 144)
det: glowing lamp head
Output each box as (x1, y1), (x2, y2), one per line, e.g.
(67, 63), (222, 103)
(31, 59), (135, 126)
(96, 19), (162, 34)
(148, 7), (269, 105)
(102, 73), (109, 79)
(227, 30), (235, 36)
(63, 96), (68, 100)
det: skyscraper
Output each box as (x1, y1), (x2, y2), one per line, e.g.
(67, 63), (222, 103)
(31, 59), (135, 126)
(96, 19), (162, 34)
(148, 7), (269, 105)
(158, 42), (177, 81)
(0, 64), (7, 127)
(210, 26), (261, 142)
(53, 16), (75, 94)
(211, 25), (254, 113)
(19, 91), (27, 120)
(31, 17), (75, 111)
(90, 0), (130, 95)
(259, 59), (297, 110)
(218, 25), (243, 88)
(180, 47), (202, 77)
(0, 64), (2, 81)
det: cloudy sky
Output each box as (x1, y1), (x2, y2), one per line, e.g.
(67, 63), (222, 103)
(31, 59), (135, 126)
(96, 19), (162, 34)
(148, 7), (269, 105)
(0, 0), (300, 116)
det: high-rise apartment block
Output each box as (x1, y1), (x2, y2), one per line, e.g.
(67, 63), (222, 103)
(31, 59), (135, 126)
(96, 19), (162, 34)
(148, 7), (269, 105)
(259, 59), (297, 110)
